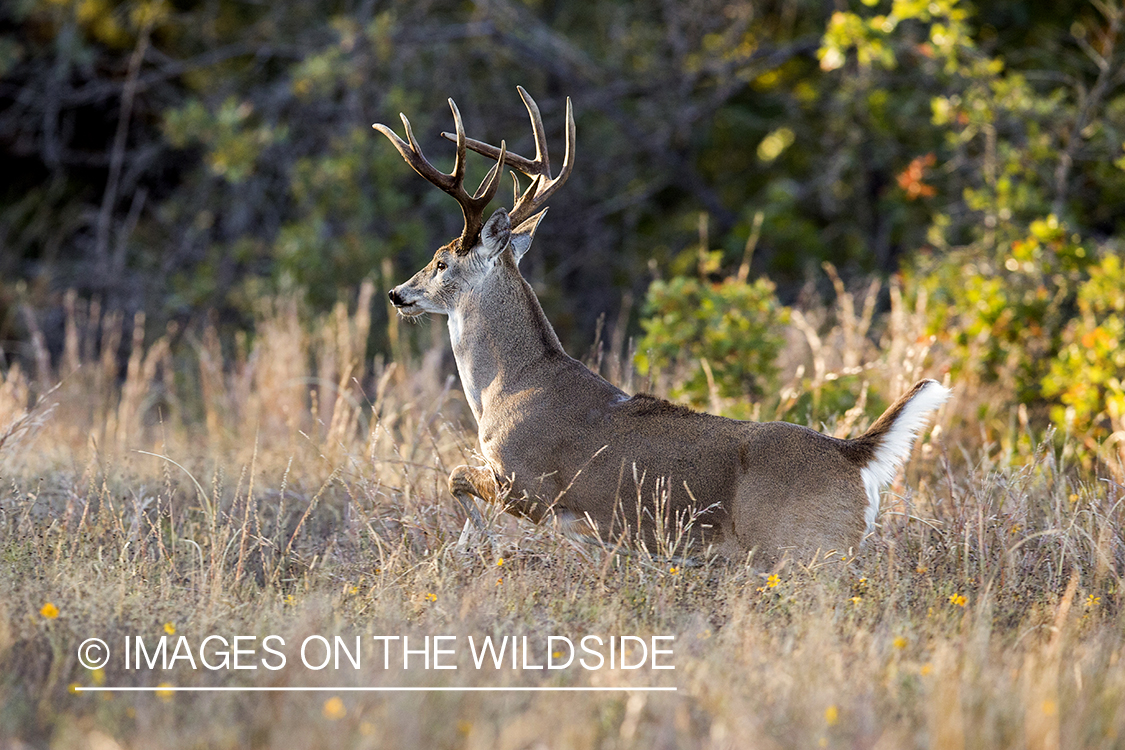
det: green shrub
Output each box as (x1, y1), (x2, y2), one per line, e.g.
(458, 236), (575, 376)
(911, 216), (1093, 404)
(636, 274), (788, 417)
(1043, 252), (1125, 471)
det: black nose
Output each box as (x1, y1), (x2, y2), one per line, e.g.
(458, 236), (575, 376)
(388, 288), (403, 306)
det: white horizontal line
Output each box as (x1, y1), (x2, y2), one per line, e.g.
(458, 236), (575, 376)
(75, 686), (676, 693)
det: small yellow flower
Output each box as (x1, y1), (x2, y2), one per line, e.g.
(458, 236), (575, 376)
(424, 593), (437, 602)
(766, 574), (780, 588)
(1085, 594), (1101, 609)
(91, 668), (105, 686)
(920, 663), (933, 676)
(496, 577), (503, 586)
(916, 565), (928, 574)
(284, 594), (296, 606)
(323, 696), (346, 720)
(68, 682), (81, 694)
(552, 651), (562, 659)
(155, 683), (174, 701)
(669, 566), (678, 575)
(949, 593), (967, 608)
(850, 596), (862, 605)
(1068, 493), (1079, 504)
(40, 603), (59, 619)
(892, 636), (907, 650)
(825, 705), (839, 726)
(1042, 699), (1057, 716)
(163, 622), (176, 635)
(496, 557), (504, 566)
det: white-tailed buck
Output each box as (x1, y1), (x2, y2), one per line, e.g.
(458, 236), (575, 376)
(375, 87), (950, 565)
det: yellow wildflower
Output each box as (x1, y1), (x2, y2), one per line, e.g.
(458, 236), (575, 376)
(323, 696), (346, 720)
(949, 593), (967, 607)
(766, 574), (780, 588)
(825, 705), (839, 726)
(164, 622), (176, 635)
(40, 603), (59, 619)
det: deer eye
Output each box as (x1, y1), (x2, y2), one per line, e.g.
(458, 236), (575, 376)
(435, 261), (447, 271)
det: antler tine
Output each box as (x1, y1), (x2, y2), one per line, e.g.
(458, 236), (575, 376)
(373, 116), (451, 191)
(448, 99), (467, 189)
(509, 93), (574, 225)
(441, 89), (575, 226)
(374, 99), (506, 252)
(517, 85), (551, 180)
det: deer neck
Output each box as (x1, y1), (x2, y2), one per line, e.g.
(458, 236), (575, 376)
(447, 261), (565, 423)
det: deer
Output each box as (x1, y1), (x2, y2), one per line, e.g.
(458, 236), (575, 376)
(374, 87), (950, 567)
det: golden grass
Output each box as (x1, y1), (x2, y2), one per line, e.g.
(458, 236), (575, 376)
(1, 282), (1123, 749)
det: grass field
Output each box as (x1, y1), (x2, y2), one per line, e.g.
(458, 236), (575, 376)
(2, 283), (1123, 750)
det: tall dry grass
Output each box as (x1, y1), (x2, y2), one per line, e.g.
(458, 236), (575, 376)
(1, 277), (1122, 749)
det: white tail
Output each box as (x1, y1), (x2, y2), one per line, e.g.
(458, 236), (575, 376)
(375, 88), (950, 565)
(858, 379), (951, 531)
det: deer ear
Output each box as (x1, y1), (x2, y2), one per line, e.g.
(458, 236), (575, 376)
(480, 208), (511, 258)
(511, 209), (548, 265)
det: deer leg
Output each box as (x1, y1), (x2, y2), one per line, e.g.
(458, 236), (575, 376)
(449, 465), (500, 544)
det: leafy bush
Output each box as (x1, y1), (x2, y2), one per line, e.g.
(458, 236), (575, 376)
(636, 274), (788, 416)
(1043, 252), (1125, 473)
(910, 216), (1094, 403)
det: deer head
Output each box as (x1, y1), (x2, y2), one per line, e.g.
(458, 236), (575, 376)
(376, 87), (574, 317)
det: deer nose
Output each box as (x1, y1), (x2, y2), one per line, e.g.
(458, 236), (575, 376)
(388, 288), (404, 307)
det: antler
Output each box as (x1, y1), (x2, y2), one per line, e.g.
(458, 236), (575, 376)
(441, 86), (575, 227)
(373, 99), (506, 254)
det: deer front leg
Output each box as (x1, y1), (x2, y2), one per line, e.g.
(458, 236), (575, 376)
(449, 465), (500, 545)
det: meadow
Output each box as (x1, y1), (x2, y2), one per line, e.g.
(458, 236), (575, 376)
(2, 276), (1122, 750)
